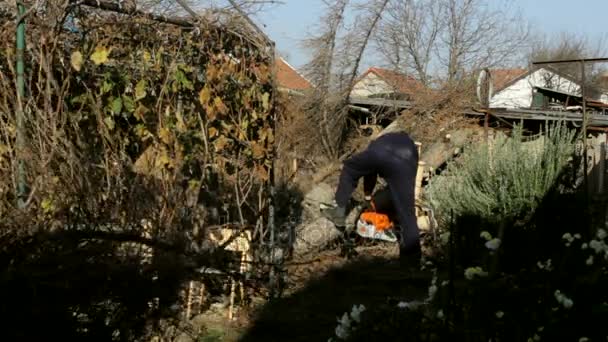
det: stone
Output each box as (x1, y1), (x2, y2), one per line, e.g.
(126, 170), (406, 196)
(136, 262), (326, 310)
(292, 217), (342, 257)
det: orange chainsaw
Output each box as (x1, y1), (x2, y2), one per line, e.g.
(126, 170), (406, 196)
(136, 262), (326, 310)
(355, 199), (398, 243)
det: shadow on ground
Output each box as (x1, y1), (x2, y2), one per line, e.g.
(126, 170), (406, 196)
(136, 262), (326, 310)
(239, 255), (432, 342)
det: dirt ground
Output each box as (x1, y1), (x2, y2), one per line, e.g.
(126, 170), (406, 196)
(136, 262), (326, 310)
(236, 241), (432, 342)
(192, 233), (438, 342)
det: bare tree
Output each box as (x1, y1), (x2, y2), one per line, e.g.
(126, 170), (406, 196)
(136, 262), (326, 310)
(300, 0), (350, 156)
(376, 0), (443, 86)
(528, 32), (608, 78)
(440, 0), (530, 83)
(300, 0), (390, 157)
(375, 0), (530, 85)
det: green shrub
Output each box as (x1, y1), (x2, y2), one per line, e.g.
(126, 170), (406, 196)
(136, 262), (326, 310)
(426, 122), (578, 224)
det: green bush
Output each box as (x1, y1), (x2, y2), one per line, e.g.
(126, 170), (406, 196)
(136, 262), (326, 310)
(427, 122), (578, 224)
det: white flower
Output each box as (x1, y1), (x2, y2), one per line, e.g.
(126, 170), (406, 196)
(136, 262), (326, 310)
(590, 240), (605, 254)
(554, 290), (574, 309)
(428, 285), (438, 300)
(562, 233), (574, 242)
(586, 255), (594, 266)
(597, 229), (607, 240)
(437, 309), (445, 319)
(578, 337), (589, 342)
(574, 234), (582, 239)
(464, 266), (488, 280)
(485, 238), (501, 250)
(441, 280), (449, 287)
(350, 304), (365, 323)
(480, 231), (492, 241)
(397, 301), (423, 310)
(582, 243), (588, 250)
(495, 311), (504, 319)
(335, 324), (349, 340)
(338, 313), (351, 329)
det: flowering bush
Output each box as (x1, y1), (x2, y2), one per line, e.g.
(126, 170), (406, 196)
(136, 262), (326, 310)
(334, 211), (608, 341)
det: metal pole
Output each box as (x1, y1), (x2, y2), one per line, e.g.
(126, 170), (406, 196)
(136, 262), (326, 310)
(16, 2), (27, 209)
(581, 61), (589, 202)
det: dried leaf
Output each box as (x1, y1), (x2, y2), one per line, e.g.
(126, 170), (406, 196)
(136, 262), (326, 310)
(199, 86), (211, 105)
(134, 104), (149, 121)
(255, 164), (269, 181)
(213, 96), (228, 115)
(159, 127), (172, 145)
(90, 45), (112, 65)
(213, 135), (231, 152)
(208, 127), (219, 138)
(155, 149), (171, 168)
(70, 51), (83, 71)
(261, 92), (270, 111)
(251, 142), (265, 159)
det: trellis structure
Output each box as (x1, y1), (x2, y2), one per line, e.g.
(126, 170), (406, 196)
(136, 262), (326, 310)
(0, 0), (282, 333)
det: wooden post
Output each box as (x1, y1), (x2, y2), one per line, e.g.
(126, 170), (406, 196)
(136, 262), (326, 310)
(185, 281), (193, 320)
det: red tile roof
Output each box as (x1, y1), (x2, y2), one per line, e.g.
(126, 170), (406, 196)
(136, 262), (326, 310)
(275, 57), (312, 91)
(359, 67), (426, 95)
(491, 68), (527, 92)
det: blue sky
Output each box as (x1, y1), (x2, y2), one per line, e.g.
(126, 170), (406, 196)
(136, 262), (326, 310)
(255, 0), (608, 70)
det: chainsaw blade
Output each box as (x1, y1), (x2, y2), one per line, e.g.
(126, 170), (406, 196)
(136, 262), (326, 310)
(355, 219), (398, 243)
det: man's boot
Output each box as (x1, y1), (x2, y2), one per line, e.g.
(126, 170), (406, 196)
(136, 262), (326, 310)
(321, 202), (347, 228)
(399, 243), (422, 273)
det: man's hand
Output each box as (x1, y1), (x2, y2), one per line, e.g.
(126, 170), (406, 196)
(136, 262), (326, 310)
(363, 195), (375, 211)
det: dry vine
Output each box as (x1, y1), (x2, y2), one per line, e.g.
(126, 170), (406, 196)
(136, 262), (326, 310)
(0, 0), (278, 339)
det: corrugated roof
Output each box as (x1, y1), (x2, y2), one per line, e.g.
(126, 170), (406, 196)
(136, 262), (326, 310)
(275, 57), (312, 91)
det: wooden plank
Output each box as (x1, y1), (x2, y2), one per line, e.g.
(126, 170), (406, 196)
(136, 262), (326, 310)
(466, 108), (608, 127)
(349, 96), (413, 109)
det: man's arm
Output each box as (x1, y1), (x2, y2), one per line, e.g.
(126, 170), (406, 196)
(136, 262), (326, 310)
(363, 173), (377, 200)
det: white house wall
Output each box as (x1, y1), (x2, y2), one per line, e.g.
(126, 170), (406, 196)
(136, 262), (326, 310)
(350, 73), (392, 97)
(490, 68), (581, 109)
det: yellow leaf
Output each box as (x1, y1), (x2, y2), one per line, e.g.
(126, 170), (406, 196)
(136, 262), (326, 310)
(213, 96), (228, 115)
(41, 198), (55, 214)
(208, 127), (219, 138)
(159, 127), (172, 145)
(90, 45), (112, 65)
(199, 86), (211, 105)
(143, 50), (151, 63)
(135, 79), (147, 100)
(155, 150), (171, 168)
(70, 51), (83, 71)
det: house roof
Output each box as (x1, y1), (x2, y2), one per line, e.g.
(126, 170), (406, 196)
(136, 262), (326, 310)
(275, 57), (312, 92)
(491, 68), (527, 92)
(358, 67), (425, 95)
(491, 66), (581, 94)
